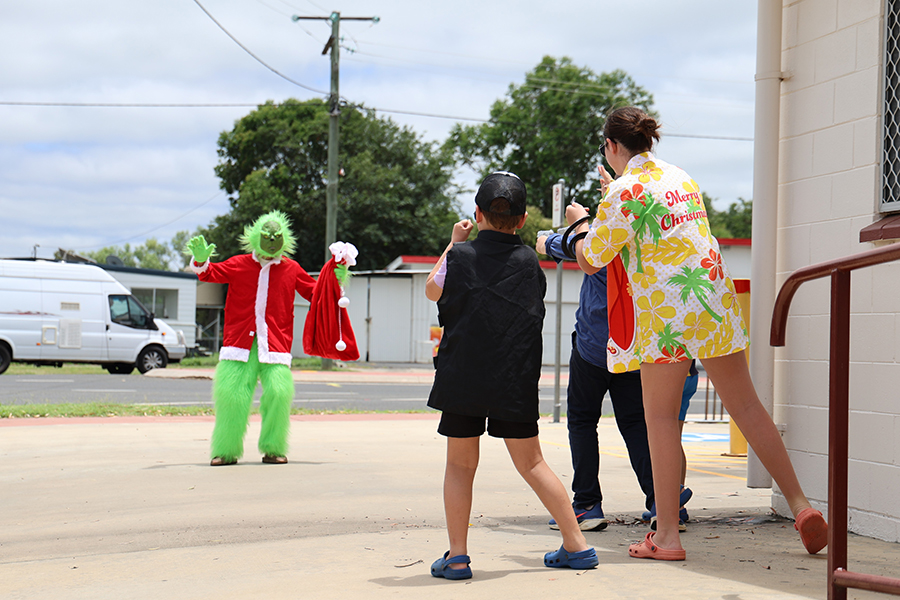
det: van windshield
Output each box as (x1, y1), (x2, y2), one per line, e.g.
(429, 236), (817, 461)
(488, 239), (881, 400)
(109, 295), (153, 329)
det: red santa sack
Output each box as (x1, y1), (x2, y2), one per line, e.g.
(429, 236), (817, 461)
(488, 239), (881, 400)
(303, 257), (359, 361)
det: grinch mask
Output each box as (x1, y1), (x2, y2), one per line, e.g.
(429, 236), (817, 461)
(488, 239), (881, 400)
(240, 210), (297, 259)
(259, 222), (284, 257)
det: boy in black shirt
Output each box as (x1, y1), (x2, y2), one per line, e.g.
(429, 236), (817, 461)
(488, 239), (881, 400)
(426, 172), (598, 580)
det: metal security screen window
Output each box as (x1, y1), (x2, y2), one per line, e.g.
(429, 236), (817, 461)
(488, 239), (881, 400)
(884, 0), (900, 212)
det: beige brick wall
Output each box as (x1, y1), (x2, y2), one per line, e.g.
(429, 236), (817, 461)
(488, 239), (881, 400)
(773, 0), (900, 541)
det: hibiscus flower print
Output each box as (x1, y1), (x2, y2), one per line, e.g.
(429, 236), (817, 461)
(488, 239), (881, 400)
(637, 290), (677, 333)
(631, 265), (658, 290)
(682, 311), (716, 341)
(721, 278), (742, 318)
(655, 345), (689, 363)
(596, 199), (613, 221)
(630, 161), (663, 184)
(700, 249), (724, 281)
(682, 180), (702, 207)
(588, 225), (630, 266)
(620, 184), (645, 218)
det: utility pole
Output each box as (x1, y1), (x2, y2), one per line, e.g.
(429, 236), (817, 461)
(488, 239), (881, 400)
(291, 12), (379, 264)
(292, 12), (378, 370)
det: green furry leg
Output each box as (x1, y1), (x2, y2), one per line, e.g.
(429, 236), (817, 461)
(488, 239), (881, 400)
(210, 358), (259, 461)
(257, 363), (294, 457)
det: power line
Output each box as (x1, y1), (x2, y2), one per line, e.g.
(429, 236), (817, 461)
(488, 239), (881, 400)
(79, 190), (225, 250)
(0, 100), (753, 141)
(191, 0), (328, 96)
(0, 101), (259, 108)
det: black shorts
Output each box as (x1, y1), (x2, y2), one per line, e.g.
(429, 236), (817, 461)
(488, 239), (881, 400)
(438, 411), (538, 439)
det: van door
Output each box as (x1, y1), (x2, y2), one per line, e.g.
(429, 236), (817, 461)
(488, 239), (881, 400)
(39, 279), (107, 361)
(0, 275), (43, 361)
(106, 294), (154, 361)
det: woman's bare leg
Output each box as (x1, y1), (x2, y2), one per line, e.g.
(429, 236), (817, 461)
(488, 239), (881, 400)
(639, 360), (692, 551)
(700, 350), (812, 517)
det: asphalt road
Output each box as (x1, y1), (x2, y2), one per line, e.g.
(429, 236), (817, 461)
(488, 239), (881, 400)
(0, 374), (436, 412)
(0, 372), (725, 418)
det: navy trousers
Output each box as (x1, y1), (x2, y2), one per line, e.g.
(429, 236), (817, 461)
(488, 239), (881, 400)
(566, 334), (655, 510)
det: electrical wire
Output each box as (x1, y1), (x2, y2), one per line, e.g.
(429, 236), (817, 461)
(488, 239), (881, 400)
(0, 101), (260, 108)
(192, 0), (328, 96)
(352, 103), (751, 141)
(79, 190), (226, 250)
(0, 100), (752, 141)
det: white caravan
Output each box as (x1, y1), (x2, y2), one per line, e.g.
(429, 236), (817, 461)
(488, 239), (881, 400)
(0, 259), (186, 375)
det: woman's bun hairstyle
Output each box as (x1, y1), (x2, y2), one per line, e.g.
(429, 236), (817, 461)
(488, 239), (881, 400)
(604, 106), (660, 154)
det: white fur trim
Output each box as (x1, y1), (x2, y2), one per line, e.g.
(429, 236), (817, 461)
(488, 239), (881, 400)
(220, 346), (250, 362)
(190, 259), (210, 274)
(329, 241), (358, 266)
(257, 350), (292, 366)
(255, 259), (273, 360)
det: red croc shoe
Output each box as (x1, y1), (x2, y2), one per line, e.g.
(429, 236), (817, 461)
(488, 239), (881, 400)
(628, 532), (686, 561)
(795, 507), (828, 554)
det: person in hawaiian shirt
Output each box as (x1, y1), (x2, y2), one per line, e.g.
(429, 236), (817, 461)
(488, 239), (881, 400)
(565, 106), (827, 561)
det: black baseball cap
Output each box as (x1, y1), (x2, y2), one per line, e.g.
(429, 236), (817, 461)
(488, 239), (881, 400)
(474, 171), (527, 216)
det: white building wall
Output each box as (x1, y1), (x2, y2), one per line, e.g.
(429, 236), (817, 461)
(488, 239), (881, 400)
(777, 0), (900, 541)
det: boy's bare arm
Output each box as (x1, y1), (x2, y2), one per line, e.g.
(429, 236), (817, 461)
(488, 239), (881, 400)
(426, 219), (474, 301)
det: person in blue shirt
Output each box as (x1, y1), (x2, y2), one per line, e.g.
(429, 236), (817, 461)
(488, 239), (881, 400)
(538, 231), (662, 530)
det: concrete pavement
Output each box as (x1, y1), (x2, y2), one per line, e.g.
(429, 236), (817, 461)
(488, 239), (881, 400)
(2, 367), (900, 599)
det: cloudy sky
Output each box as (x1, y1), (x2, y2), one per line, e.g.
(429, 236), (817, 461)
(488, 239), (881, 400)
(0, 0), (758, 263)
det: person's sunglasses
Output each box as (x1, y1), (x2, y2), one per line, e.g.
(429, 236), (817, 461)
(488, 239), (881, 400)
(600, 138), (612, 155)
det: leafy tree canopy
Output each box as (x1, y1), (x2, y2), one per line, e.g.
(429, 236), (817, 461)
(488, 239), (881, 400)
(705, 194), (752, 239)
(445, 56), (655, 217)
(59, 232), (194, 271)
(207, 98), (462, 271)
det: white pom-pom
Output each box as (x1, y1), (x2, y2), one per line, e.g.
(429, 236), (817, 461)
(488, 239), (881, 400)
(338, 296), (350, 308)
(335, 340), (347, 352)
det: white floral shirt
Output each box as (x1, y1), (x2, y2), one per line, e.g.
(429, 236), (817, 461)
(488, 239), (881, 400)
(582, 152), (749, 372)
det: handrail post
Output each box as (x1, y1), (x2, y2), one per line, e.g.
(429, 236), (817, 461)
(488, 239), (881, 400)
(771, 241), (900, 599)
(828, 269), (851, 600)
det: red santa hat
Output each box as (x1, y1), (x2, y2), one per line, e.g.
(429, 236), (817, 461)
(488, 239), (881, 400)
(303, 242), (359, 361)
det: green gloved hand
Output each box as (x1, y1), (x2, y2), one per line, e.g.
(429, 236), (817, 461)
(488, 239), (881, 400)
(185, 235), (216, 263)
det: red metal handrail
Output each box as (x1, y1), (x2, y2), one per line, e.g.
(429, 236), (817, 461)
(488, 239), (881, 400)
(771, 241), (900, 600)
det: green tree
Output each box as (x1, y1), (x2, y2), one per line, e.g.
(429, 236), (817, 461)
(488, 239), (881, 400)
(445, 56), (655, 217)
(705, 194), (752, 239)
(209, 98), (461, 271)
(60, 230), (196, 271)
(468, 205), (551, 257)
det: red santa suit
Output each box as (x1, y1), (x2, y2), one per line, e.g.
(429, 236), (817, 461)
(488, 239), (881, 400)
(192, 252), (316, 365)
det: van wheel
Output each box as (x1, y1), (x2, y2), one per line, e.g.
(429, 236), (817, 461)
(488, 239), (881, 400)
(0, 345), (10, 375)
(105, 363), (135, 375)
(137, 346), (168, 374)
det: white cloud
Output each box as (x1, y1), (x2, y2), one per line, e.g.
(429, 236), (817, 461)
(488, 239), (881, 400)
(0, 0), (760, 260)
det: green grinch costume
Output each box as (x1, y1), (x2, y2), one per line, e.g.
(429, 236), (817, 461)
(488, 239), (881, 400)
(187, 211), (316, 466)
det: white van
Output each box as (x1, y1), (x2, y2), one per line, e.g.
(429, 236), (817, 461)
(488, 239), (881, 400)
(0, 259), (186, 375)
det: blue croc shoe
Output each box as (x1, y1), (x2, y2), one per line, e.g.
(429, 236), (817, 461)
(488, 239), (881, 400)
(549, 503), (609, 532)
(544, 545), (599, 569)
(431, 551), (472, 580)
(642, 486), (693, 531)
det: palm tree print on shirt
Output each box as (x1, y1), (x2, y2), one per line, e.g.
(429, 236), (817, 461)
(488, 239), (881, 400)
(621, 192), (671, 274)
(667, 265), (723, 323)
(656, 322), (691, 362)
